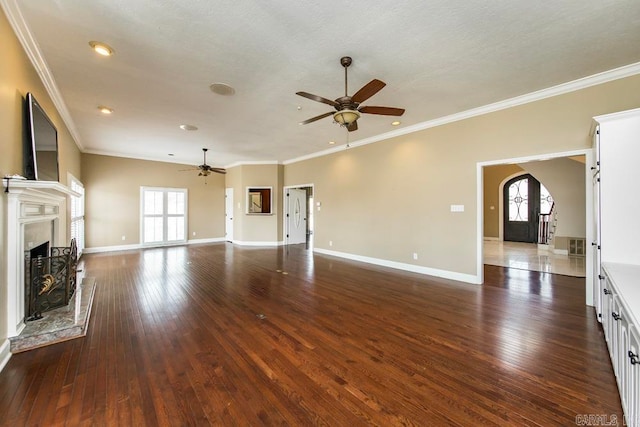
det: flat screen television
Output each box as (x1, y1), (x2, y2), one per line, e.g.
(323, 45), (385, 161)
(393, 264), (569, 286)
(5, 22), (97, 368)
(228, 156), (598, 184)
(24, 92), (59, 181)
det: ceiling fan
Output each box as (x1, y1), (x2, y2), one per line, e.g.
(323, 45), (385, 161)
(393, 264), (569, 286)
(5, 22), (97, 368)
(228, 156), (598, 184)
(180, 148), (226, 177)
(296, 56), (405, 132)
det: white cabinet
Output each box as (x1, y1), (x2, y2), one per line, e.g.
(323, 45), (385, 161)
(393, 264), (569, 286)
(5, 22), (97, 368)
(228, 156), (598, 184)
(593, 109), (640, 426)
(602, 264), (640, 427)
(628, 326), (640, 426)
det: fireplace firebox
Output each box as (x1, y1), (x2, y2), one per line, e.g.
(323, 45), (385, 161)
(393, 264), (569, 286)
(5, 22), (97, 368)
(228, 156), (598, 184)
(24, 239), (78, 321)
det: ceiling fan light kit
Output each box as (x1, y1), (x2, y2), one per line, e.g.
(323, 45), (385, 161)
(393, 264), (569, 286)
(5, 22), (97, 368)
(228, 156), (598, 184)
(333, 109), (360, 125)
(296, 56), (405, 132)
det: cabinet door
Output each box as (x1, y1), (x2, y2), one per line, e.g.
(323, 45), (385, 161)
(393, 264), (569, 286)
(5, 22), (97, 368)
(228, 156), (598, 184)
(593, 127), (603, 318)
(616, 303), (630, 415)
(627, 326), (639, 427)
(611, 294), (624, 378)
(602, 274), (613, 347)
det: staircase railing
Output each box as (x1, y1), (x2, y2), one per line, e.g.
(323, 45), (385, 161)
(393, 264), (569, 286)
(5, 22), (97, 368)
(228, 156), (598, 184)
(538, 202), (555, 245)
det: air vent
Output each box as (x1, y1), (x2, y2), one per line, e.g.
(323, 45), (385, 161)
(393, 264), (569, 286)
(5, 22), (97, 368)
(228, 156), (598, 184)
(569, 238), (586, 256)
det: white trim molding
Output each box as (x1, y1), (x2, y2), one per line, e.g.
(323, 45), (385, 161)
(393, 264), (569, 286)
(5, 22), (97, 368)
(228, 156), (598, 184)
(0, 340), (11, 373)
(83, 237), (226, 254)
(314, 248), (481, 285)
(232, 240), (284, 247)
(0, 0), (84, 150)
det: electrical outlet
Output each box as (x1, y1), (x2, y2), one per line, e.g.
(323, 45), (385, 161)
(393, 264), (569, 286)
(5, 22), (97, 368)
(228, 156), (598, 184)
(329, 240), (333, 247)
(413, 253), (418, 260)
(192, 231), (196, 236)
(121, 235), (126, 241)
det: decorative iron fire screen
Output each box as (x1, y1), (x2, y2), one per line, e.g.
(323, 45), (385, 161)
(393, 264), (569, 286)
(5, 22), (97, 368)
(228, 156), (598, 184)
(25, 239), (78, 320)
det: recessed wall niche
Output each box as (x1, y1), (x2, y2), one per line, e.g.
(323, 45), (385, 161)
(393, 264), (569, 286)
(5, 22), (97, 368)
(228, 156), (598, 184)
(247, 187), (272, 214)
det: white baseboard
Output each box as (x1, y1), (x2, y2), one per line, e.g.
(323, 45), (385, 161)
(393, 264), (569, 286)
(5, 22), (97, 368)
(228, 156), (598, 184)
(0, 339), (11, 373)
(84, 237), (226, 254)
(483, 237), (501, 241)
(232, 240), (284, 247)
(187, 237), (226, 245)
(313, 248), (482, 285)
(83, 243), (142, 253)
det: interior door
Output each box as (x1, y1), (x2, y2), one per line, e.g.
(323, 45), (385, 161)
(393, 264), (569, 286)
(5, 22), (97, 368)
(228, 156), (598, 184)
(286, 189), (307, 244)
(504, 174), (540, 243)
(225, 188), (233, 242)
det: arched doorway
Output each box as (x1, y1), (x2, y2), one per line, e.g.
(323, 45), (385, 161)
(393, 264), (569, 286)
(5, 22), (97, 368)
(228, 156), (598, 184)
(503, 174), (554, 243)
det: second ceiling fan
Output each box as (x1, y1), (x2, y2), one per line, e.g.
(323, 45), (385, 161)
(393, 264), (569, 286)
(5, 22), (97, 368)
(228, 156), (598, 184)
(297, 56), (405, 132)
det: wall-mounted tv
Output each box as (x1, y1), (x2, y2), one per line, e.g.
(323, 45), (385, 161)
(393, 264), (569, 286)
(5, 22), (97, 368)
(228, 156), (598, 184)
(24, 92), (59, 181)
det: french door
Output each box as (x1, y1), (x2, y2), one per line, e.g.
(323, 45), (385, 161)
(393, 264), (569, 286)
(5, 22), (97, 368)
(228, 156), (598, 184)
(141, 187), (188, 245)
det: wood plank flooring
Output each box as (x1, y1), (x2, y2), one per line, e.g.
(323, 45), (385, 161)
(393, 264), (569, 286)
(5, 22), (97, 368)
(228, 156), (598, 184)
(0, 243), (622, 426)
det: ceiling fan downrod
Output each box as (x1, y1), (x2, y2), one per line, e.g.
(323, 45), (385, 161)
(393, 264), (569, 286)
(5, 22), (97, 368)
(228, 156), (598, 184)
(341, 56), (352, 96)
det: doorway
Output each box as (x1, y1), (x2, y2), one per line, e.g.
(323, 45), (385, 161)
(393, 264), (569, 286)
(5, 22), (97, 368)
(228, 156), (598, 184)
(477, 149), (594, 305)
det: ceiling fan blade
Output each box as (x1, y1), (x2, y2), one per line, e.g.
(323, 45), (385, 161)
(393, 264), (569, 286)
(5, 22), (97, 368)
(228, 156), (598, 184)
(178, 168), (199, 171)
(347, 121), (358, 132)
(359, 106), (405, 116)
(351, 79), (386, 104)
(296, 92), (339, 108)
(299, 111), (333, 125)
(211, 168), (227, 174)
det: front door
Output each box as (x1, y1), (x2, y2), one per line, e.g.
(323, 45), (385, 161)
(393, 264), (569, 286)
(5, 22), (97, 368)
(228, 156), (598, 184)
(504, 174), (541, 243)
(286, 189), (307, 244)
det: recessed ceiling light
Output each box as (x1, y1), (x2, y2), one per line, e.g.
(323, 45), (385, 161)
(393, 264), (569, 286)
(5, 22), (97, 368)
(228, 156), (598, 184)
(168, 153), (174, 156)
(391, 121), (401, 126)
(329, 141), (336, 145)
(89, 41), (114, 56)
(179, 124), (198, 131)
(297, 106), (302, 110)
(98, 106), (113, 114)
(209, 83), (236, 96)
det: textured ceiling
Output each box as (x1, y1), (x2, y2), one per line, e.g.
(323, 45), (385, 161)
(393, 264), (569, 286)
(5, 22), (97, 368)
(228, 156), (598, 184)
(5, 0), (640, 168)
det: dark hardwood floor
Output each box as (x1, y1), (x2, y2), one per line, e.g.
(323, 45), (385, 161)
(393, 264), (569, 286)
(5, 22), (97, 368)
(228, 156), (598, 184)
(0, 244), (622, 426)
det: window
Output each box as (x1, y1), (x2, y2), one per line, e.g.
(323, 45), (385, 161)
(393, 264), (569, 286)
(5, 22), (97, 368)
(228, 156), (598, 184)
(540, 184), (554, 215)
(140, 187), (187, 245)
(68, 174), (85, 255)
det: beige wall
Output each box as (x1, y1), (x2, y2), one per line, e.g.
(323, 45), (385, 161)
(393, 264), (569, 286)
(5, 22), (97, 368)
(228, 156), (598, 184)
(519, 157), (586, 240)
(82, 154), (225, 248)
(285, 75), (640, 277)
(226, 164), (283, 243)
(1, 9), (81, 345)
(483, 164), (524, 238)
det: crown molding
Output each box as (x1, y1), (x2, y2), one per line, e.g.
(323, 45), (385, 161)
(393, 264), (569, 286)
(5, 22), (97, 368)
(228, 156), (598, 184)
(5, 0), (640, 167)
(285, 61), (640, 165)
(224, 161), (282, 169)
(1, 0), (84, 151)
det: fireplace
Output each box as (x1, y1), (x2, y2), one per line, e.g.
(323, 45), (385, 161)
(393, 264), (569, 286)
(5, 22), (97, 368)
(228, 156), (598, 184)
(2, 179), (79, 337)
(24, 239), (78, 321)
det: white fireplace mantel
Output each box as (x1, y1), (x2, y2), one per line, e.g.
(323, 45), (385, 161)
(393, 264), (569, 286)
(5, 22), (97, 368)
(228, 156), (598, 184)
(3, 179), (77, 337)
(3, 178), (80, 198)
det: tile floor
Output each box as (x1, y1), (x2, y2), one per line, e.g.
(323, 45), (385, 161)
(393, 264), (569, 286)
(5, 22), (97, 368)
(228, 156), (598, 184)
(483, 240), (586, 277)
